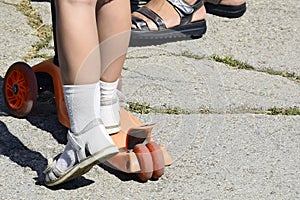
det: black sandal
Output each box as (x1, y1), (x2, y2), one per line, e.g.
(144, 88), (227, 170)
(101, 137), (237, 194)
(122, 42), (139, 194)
(204, 0), (246, 18)
(130, 0), (207, 47)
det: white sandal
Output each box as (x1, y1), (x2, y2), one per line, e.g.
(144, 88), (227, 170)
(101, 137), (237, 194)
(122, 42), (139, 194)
(101, 96), (121, 134)
(44, 119), (119, 186)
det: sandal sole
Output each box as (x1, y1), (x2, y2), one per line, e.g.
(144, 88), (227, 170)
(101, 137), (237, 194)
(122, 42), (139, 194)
(45, 145), (119, 187)
(129, 20), (207, 47)
(205, 2), (246, 18)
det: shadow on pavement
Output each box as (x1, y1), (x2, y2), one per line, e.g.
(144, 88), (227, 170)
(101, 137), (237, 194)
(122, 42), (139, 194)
(99, 161), (159, 183)
(0, 76), (95, 190)
(27, 101), (68, 145)
(0, 74), (66, 145)
(0, 120), (47, 182)
(100, 162), (139, 182)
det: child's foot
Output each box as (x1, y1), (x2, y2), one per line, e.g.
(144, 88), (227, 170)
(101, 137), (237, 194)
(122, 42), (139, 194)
(44, 83), (118, 186)
(44, 120), (119, 187)
(100, 80), (121, 134)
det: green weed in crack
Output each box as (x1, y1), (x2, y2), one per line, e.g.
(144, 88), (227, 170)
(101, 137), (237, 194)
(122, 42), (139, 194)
(16, 0), (53, 61)
(211, 54), (300, 83)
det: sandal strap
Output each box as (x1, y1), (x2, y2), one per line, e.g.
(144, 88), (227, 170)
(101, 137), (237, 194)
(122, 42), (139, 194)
(135, 6), (167, 30)
(132, 15), (150, 31)
(167, 0), (204, 25)
(76, 118), (104, 136)
(43, 159), (65, 183)
(204, 0), (221, 5)
(44, 160), (62, 175)
(67, 118), (104, 161)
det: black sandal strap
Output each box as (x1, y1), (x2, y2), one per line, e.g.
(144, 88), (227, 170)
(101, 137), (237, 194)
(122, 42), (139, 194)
(132, 15), (150, 31)
(205, 0), (221, 5)
(167, 0), (204, 25)
(136, 6), (167, 30)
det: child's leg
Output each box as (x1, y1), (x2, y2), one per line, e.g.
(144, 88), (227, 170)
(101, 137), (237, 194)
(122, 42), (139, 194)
(97, 0), (131, 82)
(55, 0), (103, 138)
(96, 0), (131, 134)
(55, 0), (101, 85)
(45, 0), (119, 186)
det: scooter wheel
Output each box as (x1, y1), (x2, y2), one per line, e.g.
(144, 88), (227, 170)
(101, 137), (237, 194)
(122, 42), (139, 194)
(3, 62), (37, 117)
(146, 142), (165, 180)
(133, 144), (153, 181)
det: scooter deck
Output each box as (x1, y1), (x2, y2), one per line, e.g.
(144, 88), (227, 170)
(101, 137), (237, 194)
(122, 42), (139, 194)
(107, 108), (173, 173)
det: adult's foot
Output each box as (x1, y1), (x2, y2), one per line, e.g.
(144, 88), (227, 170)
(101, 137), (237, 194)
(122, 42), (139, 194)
(205, 0), (246, 18)
(132, 0), (206, 30)
(130, 0), (207, 46)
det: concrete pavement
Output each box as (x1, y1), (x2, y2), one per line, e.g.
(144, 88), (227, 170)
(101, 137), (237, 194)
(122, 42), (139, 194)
(0, 0), (299, 199)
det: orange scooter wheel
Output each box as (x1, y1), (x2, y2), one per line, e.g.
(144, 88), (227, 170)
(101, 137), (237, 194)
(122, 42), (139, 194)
(3, 62), (38, 117)
(133, 144), (153, 182)
(146, 142), (165, 180)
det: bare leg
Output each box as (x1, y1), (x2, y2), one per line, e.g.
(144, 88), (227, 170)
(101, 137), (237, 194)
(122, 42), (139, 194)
(55, 0), (100, 85)
(45, 0), (121, 186)
(96, 0), (131, 82)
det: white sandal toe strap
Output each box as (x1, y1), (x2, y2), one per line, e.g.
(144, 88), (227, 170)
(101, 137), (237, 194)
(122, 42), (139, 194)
(44, 159), (65, 183)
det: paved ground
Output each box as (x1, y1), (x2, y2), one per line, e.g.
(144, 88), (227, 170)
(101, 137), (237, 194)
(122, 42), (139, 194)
(0, 0), (299, 199)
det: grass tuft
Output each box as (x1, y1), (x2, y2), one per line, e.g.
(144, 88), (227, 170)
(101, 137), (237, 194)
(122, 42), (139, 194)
(211, 54), (254, 70)
(127, 102), (211, 115)
(267, 107), (300, 115)
(16, 0), (53, 61)
(211, 54), (300, 83)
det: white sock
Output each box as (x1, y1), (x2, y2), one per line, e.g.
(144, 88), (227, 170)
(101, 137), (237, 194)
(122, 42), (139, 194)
(100, 79), (119, 100)
(56, 82), (100, 171)
(64, 83), (100, 133)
